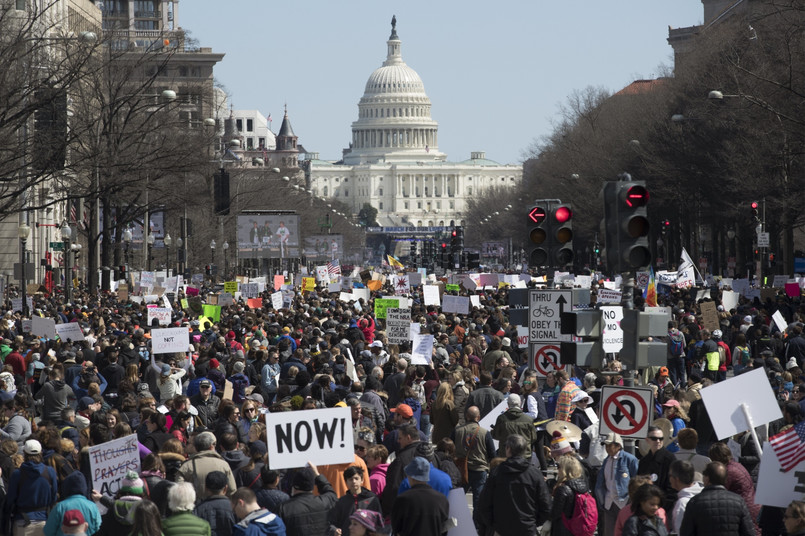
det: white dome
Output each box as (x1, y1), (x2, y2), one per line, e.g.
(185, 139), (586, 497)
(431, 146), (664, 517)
(364, 63), (426, 96)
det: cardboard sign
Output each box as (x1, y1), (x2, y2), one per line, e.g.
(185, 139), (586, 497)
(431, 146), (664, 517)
(147, 307), (172, 326)
(31, 316), (56, 339)
(373, 298), (400, 320)
(118, 285), (129, 302)
(700, 367), (782, 440)
(151, 327), (190, 354)
(385, 308), (411, 345)
(411, 334), (434, 364)
(223, 379), (234, 401)
(88, 434), (140, 495)
(266, 407), (354, 470)
(55, 322), (85, 342)
(700, 301), (720, 332)
(224, 281), (238, 294)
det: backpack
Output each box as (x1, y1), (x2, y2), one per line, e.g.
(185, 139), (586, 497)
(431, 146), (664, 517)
(717, 345), (727, 366)
(669, 337), (684, 358)
(738, 346), (751, 366)
(562, 491), (598, 536)
(230, 374), (249, 404)
(411, 380), (427, 408)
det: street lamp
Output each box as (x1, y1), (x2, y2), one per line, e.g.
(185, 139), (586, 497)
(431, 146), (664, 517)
(122, 227), (132, 270)
(146, 233), (155, 271)
(210, 239), (216, 265)
(61, 222), (72, 302)
(18, 223), (30, 317)
(164, 233), (172, 273)
(176, 237), (183, 275)
(223, 241), (229, 279)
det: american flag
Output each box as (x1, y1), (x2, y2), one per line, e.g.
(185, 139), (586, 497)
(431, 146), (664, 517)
(327, 260), (341, 276)
(69, 199), (77, 223)
(769, 419), (805, 471)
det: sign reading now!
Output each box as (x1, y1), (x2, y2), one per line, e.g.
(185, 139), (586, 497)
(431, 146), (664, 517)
(266, 407), (353, 469)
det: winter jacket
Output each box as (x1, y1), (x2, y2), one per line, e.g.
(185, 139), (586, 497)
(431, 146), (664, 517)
(368, 463), (388, 496)
(0, 413), (32, 447)
(679, 484), (755, 536)
(96, 497), (142, 536)
(671, 482), (703, 535)
(492, 407), (537, 456)
(381, 440), (419, 514)
(550, 477), (590, 536)
(4, 461), (58, 524)
(391, 483), (450, 536)
(162, 510), (212, 536)
(43, 471), (101, 536)
(466, 385), (504, 419)
(476, 456), (552, 536)
(276, 474), (337, 536)
(35, 379), (76, 423)
(397, 462), (453, 497)
(159, 451), (186, 482)
(327, 488), (381, 535)
(725, 459), (761, 535)
(158, 368), (186, 402)
(222, 449), (251, 473)
(638, 448), (677, 509)
(190, 392), (220, 427)
(255, 488), (290, 513)
(622, 515), (669, 536)
(175, 450), (237, 499)
(232, 508), (286, 536)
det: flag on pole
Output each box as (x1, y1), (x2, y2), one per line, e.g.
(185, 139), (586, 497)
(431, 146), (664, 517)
(643, 266), (657, 307)
(387, 254), (404, 269)
(680, 247), (694, 270)
(769, 419), (805, 471)
(327, 260), (341, 277)
(69, 199), (77, 223)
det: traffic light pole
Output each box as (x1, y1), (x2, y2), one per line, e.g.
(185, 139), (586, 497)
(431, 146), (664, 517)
(621, 273), (637, 455)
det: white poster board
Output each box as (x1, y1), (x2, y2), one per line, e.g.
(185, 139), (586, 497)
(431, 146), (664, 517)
(88, 434), (140, 495)
(265, 407), (353, 469)
(447, 487), (476, 536)
(772, 311), (788, 334)
(442, 295), (470, 315)
(601, 306), (624, 353)
(700, 367), (782, 440)
(423, 285), (441, 307)
(721, 290), (740, 311)
(55, 322), (85, 342)
(147, 307), (172, 326)
(31, 316), (56, 340)
(597, 289), (622, 304)
(271, 291), (283, 310)
(151, 327), (190, 355)
(352, 288), (370, 303)
(385, 308), (412, 345)
(411, 334), (434, 364)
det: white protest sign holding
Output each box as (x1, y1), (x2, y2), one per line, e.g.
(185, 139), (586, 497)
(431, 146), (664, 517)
(442, 295), (469, 315)
(31, 316), (56, 339)
(700, 367), (782, 440)
(392, 275), (410, 296)
(327, 282), (341, 293)
(352, 288), (370, 303)
(478, 397), (509, 450)
(88, 434), (140, 495)
(516, 325), (529, 347)
(218, 293), (234, 307)
(601, 306), (624, 353)
(411, 334), (434, 364)
(772, 275), (790, 288)
(271, 291), (283, 310)
(597, 289), (622, 304)
(408, 272), (422, 287)
(315, 266), (329, 283)
(575, 275), (592, 289)
(410, 323), (421, 338)
(772, 310), (788, 334)
(470, 295), (480, 308)
(339, 292), (355, 303)
(423, 285), (441, 306)
(385, 308), (411, 345)
(721, 290), (739, 311)
(755, 442), (805, 507)
(11, 297), (33, 313)
(447, 487), (476, 536)
(151, 327), (190, 355)
(55, 322), (85, 342)
(147, 307), (172, 326)
(266, 407), (353, 469)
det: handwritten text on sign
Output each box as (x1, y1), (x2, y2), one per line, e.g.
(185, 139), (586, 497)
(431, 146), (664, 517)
(266, 406), (353, 469)
(151, 327), (190, 354)
(89, 434), (140, 496)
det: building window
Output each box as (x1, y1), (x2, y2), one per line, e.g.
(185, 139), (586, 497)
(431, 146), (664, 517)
(417, 202), (422, 209)
(379, 202), (383, 209)
(467, 186), (473, 195)
(379, 188), (383, 196)
(15, 0), (25, 9)
(246, 138), (254, 150)
(449, 201), (455, 209)
(436, 202), (441, 210)
(323, 186), (328, 196)
(258, 137), (265, 149)
(404, 202), (409, 209)
(236, 119), (243, 132)
(247, 119), (253, 132)
(344, 189), (349, 196)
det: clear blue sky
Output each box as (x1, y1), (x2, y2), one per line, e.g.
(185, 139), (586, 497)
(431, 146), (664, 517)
(181, 1), (703, 165)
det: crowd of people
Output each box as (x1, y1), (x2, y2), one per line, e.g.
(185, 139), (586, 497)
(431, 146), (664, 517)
(0, 277), (802, 536)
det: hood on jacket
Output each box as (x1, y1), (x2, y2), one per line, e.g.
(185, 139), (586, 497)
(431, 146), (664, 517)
(63, 470), (88, 496)
(502, 407), (525, 420)
(112, 497), (142, 525)
(370, 463), (388, 477)
(222, 450), (249, 463)
(498, 456), (531, 475)
(677, 481), (704, 499)
(566, 476), (590, 494)
(51, 379), (66, 390)
(20, 461), (46, 477)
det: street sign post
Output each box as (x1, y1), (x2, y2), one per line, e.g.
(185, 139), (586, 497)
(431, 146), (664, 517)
(599, 385), (654, 439)
(528, 289), (571, 375)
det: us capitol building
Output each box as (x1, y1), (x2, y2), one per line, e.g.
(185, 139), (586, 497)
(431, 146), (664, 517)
(307, 18), (522, 228)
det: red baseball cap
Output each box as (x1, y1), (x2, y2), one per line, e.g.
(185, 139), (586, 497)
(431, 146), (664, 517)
(62, 510), (86, 528)
(390, 403), (413, 419)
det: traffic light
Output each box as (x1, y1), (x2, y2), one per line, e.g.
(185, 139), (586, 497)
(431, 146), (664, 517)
(661, 220), (670, 235)
(751, 201), (759, 222)
(119, 265), (126, 278)
(440, 242), (448, 268)
(450, 228), (458, 253)
(214, 168), (230, 215)
(409, 240), (417, 257)
(602, 178), (651, 273)
(553, 204), (573, 267)
(527, 204), (549, 267)
(455, 226), (464, 251)
(205, 264), (211, 276)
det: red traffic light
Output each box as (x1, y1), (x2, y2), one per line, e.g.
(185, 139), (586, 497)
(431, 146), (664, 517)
(441, 243), (447, 249)
(528, 206), (546, 223)
(554, 206), (572, 223)
(663, 220), (670, 227)
(751, 201), (759, 210)
(451, 230), (457, 237)
(625, 185), (649, 207)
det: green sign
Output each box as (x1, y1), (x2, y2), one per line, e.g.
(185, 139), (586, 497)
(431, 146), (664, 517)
(202, 304), (221, 322)
(224, 281), (238, 294)
(49, 242), (64, 251)
(373, 298), (400, 320)
(445, 284), (460, 292)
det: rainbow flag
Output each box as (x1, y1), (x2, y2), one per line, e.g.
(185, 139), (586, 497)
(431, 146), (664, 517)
(644, 266), (657, 307)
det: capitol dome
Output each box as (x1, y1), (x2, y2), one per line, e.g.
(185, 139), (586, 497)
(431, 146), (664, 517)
(343, 18), (445, 165)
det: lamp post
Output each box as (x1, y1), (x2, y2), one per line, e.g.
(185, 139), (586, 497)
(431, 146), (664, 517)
(146, 233), (155, 271)
(122, 227), (132, 272)
(70, 243), (82, 287)
(61, 222), (72, 302)
(176, 237), (183, 275)
(210, 240), (216, 279)
(223, 241), (229, 279)
(18, 223), (30, 317)
(164, 234), (172, 273)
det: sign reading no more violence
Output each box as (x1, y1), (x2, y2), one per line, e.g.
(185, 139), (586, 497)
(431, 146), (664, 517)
(266, 407), (353, 470)
(599, 385), (654, 439)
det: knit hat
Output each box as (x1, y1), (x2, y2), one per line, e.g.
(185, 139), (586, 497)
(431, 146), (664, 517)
(787, 357), (799, 370)
(233, 361), (245, 373)
(120, 470), (144, 495)
(210, 358), (220, 369)
(249, 440), (268, 457)
(349, 509), (385, 532)
(550, 431), (572, 457)
(78, 396), (96, 411)
(62, 510), (86, 528)
(292, 468), (315, 491)
(227, 330), (236, 340)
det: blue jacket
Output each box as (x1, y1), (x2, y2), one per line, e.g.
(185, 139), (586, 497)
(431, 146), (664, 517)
(397, 463), (452, 497)
(233, 508), (287, 536)
(44, 471), (101, 536)
(5, 461), (59, 522)
(595, 450), (638, 507)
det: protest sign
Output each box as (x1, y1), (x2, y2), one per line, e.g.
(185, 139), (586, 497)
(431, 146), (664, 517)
(470, 295), (480, 308)
(352, 288), (370, 303)
(386, 308), (411, 345)
(755, 444), (805, 507)
(478, 398), (508, 444)
(408, 272), (422, 287)
(273, 274), (285, 290)
(700, 301), (719, 332)
(271, 291), (283, 310)
(88, 434), (140, 495)
(443, 295), (469, 315)
(786, 283), (801, 298)
(596, 289), (622, 304)
(392, 275), (410, 296)
(339, 292), (354, 303)
(241, 283), (259, 298)
(423, 285), (441, 307)
(117, 285), (128, 302)
(601, 306), (624, 353)
(772, 310), (788, 334)
(202, 304), (221, 322)
(772, 275), (790, 288)
(411, 334), (434, 364)
(224, 281), (238, 294)
(147, 307), (172, 326)
(302, 277), (316, 292)
(151, 327), (190, 354)
(31, 316), (56, 339)
(55, 322), (85, 342)
(185, 286), (199, 297)
(247, 298), (264, 310)
(700, 367), (781, 440)
(218, 293), (234, 306)
(721, 290), (739, 311)
(266, 407), (353, 469)
(373, 298), (400, 320)
(11, 297), (33, 313)
(447, 487), (476, 536)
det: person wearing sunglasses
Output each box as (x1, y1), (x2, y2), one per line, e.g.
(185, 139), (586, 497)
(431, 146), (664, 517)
(638, 425), (677, 513)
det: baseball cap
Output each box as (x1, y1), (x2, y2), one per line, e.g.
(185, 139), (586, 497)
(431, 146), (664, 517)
(23, 439), (42, 455)
(390, 403), (413, 419)
(662, 399), (680, 408)
(62, 510), (86, 528)
(200, 379), (212, 387)
(658, 366), (669, 376)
